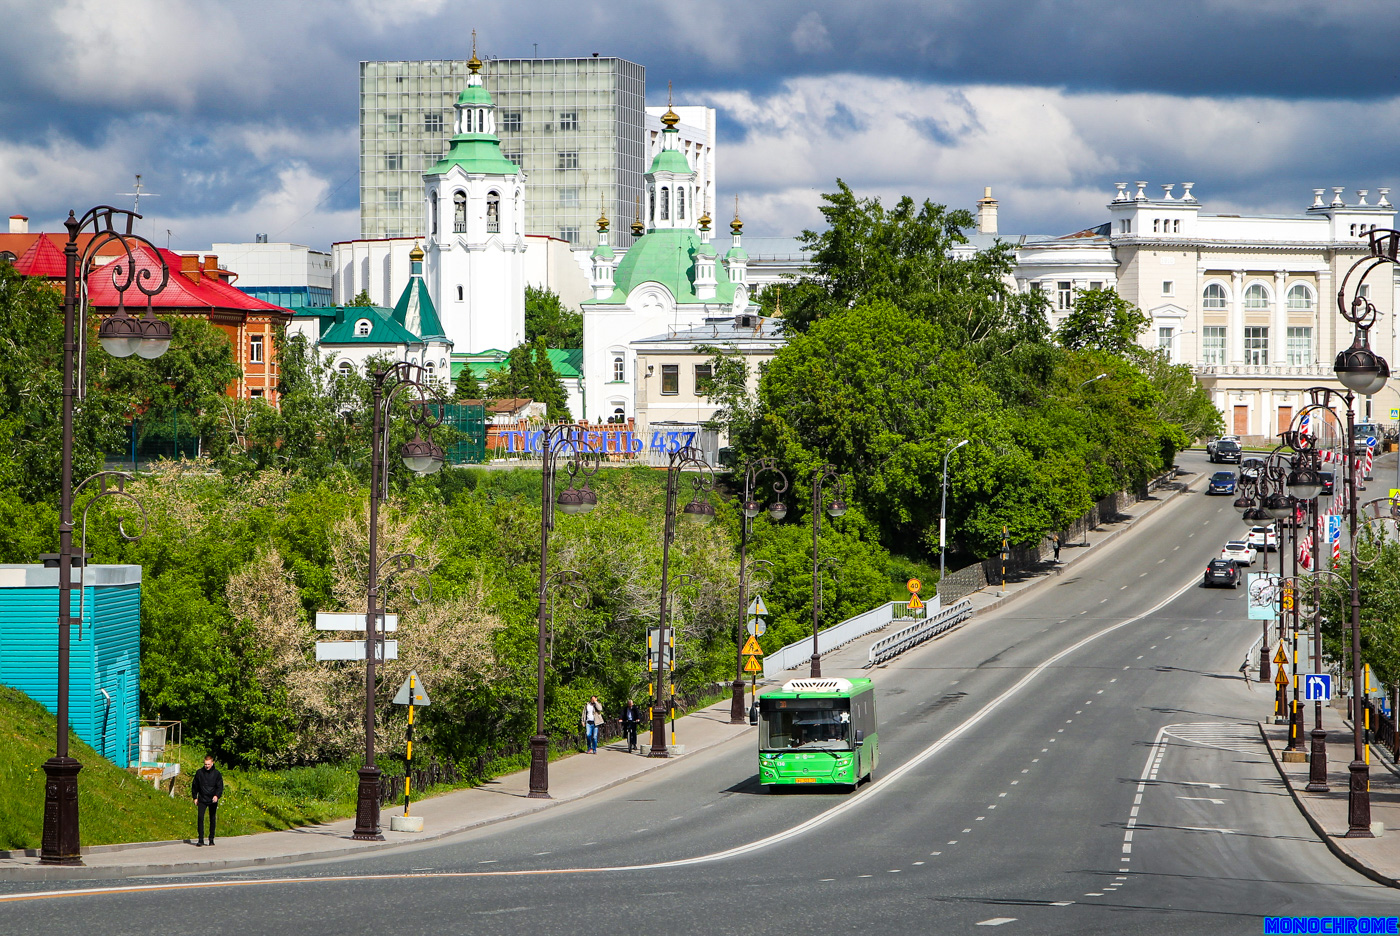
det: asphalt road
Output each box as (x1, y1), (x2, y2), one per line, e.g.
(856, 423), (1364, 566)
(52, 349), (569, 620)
(2, 451), (1393, 934)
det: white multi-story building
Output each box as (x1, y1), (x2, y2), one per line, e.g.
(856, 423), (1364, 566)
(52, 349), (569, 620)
(211, 239), (334, 309)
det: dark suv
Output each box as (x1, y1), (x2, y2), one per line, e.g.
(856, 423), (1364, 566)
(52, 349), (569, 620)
(1204, 558), (1241, 588)
(1211, 440), (1242, 464)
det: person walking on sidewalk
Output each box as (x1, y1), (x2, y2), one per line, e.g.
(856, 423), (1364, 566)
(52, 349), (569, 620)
(621, 699), (642, 754)
(191, 754), (223, 846)
(1050, 533), (1061, 563)
(582, 696), (603, 754)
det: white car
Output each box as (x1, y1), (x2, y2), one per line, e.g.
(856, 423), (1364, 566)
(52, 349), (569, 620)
(1246, 525), (1278, 552)
(1221, 541), (1255, 566)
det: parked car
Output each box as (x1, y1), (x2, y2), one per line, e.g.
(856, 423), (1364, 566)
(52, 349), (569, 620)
(1354, 423), (1382, 447)
(1247, 525), (1278, 551)
(1239, 456), (1265, 482)
(1318, 471), (1335, 497)
(1207, 471), (1237, 495)
(1221, 541), (1255, 566)
(1210, 440), (1242, 464)
(1204, 558), (1241, 588)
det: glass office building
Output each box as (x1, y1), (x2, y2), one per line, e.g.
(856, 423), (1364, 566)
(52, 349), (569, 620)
(360, 57), (647, 249)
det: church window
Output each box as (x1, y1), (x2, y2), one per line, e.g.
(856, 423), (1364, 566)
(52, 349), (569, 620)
(487, 192), (500, 233)
(355, 320), (372, 337)
(454, 191), (467, 233)
(613, 356), (625, 382)
(337, 361), (354, 376)
(477, 109), (487, 132)
(424, 361), (435, 382)
(648, 187), (655, 222)
(660, 365), (679, 395)
(677, 186), (685, 220)
(424, 112), (443, 133)
(660, 187), (669, 221)
(430, 192), (438, 236)
(457, 286), (464, 301)
(465, 109), (475, 133)
(611, 406), (626, 422)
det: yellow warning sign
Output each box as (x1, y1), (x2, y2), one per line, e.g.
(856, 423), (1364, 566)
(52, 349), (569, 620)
(742, 635), (764, 656)
(907, 578), (922, 594)
(907, 594), (924, 611)
(1275, 667), (1289, 688)
(743, 655), (763, 673)
(1273, 644), (1288, 665)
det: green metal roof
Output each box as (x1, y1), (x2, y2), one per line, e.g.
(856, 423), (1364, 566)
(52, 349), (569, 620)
(450, 348), (581, 382)
(649, 147), (693, 175)
(392, 275), (448, 342)
(426, 136), (520, 176)
(319, 306), (422, 346)
(456, 85), (494, 106)
(582, 228), (737, 306)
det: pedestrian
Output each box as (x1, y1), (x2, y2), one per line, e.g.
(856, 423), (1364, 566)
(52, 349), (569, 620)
(621, 699), (642, 754)
(191, 754), (223, 846)
(1051, 532), (1061, 563)
(582, 696), (603, 754)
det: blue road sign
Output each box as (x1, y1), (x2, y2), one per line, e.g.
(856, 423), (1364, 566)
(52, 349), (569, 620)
(1303, 673), (1332, 702)
(1366, 436), (1378, 449)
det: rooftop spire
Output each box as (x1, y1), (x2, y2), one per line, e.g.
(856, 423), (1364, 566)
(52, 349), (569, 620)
(661, 80), (680, 129)
(631, 195), (644, 237)
(596, 193), (609, 233)
(730, 195), (743, 235)
(468, 30), (481, 74)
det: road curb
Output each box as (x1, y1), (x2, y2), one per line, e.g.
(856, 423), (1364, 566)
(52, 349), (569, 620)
(0, 721), (754, 882)
(1256, 721), (1400, 891)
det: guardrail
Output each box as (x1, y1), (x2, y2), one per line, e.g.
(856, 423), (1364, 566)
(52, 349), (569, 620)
(866, 598), (973, 667)
(762, 600), (924, 677)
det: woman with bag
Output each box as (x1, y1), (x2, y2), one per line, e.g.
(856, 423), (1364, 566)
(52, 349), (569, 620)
(582, 696), (603, 754)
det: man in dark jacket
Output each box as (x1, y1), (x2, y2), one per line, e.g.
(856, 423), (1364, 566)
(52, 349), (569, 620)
(192, 755), (224, 846)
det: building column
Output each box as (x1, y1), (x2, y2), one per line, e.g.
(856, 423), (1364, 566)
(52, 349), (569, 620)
(1273, 270), (1288, 368)
(1230, 270), (1245, 364)
(1317, 267), (1333, 375)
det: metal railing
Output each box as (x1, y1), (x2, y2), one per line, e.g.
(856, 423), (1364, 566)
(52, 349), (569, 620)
(1360, 697), (1398, 762)
(762, 601), (913, 677)
(867, 598), (973, 667)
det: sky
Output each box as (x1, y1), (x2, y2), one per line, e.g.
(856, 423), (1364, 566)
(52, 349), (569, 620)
(3, 0), (1400, 252)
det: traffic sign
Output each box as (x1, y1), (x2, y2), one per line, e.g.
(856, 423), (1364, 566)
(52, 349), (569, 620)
(1272, 644), (1288, 665)
(392, 671), (431, 706)
(743, 655), (762, 673)
(907, 594), (924, 611)
(1303, 673), (1332, 702)
(742, 635), (764, 656)
(906, 578), (922, 594)
(747, 617), (767, 637)
(315, 640), (398, 661)
(1391, 408), (1399, 421)
(1366, 436), (1378, 449)
(316, 611), (398, 632)
(747, 596), (769, 617)
(1274, 667), (1288, 688)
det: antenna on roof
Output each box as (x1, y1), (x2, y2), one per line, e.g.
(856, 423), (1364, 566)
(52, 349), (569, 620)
(117, 174), (160, 215)
(166, 229), (173, 248)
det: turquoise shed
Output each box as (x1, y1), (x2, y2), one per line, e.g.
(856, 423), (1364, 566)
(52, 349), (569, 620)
(0, 564), (141, 765)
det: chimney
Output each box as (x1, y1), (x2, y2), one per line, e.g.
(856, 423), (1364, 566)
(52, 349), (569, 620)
(9, 215), (28, 234)
(203, 255), (220, 281)
(976, 186), (999, 235)
(180, 253), (201, 283)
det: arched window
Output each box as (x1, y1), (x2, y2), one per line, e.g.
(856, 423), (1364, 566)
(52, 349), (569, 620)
(1287, 283), (1314, 311)
(648, 186), (655, 222)
(355, 319), (372, 336)
(424, 361), (435, 382)
(454, 191), (467, 233)
(1202, 283), (1228, 309)
(677, 186), (685, 220)
(337, 360), (354, 377)
(457, 285), (464, 301)
(612, 405), (626, 422)
(660, 186), (669, 221)
(1243, 283), (1270, 309)
(430, 191), (438, 237)
(613, 355), (625, 382)
(486, 191), (500, 233)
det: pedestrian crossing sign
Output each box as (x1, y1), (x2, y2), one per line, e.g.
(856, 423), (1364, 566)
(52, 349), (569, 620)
(744, 655), (762, 673)
(742, 635), (764, 656)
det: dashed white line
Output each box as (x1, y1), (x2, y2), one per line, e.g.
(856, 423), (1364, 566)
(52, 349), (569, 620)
(976, 920), (1017, 927)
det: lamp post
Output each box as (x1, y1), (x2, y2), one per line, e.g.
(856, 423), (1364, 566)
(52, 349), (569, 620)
(939, 440), (969, 591)
(529, 425), (599, 797)
(809, 465), (848, 678)
(650, 446), (715, 757)
(40, 207), (173, 865)
(732, 458), (787, 723)
(1078, 373), (1108, 390)
(353, 363), (445, 841)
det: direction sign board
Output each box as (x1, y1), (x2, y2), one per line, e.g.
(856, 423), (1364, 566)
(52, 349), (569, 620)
(1303, 673), (1332, 702)
(315, 612), (398, 632)
(743, 655), (762, 673)
(742, 635), (764, 656)
(392, 671), (431, 706)
(746, 617), (767, 637)
(315, 640), (398, 662)
(747, 596), (769, 618)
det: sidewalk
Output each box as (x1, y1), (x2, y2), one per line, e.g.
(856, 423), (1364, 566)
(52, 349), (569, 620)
(1261, 705), (1400, 889)
(0, 699), (751, 882)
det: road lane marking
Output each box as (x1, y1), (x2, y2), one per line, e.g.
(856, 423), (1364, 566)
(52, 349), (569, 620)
(1176, 796), (1227, 804)
(976, 920), (1017, 927)
(4, 574), (1208, 903)
(1050, 901), (1074, 906)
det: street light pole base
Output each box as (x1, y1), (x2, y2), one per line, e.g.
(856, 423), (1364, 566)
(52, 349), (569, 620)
(729, 679), (747, 724)
(39, 757), (83, 865)
(351, 766), (383, 841)
(1259, 646), (1270, 683)
(527, 735), (551, 798)
(648, 713), (669, 758)
(810, 652), (821, 678)
(1305, 728), (1329, 792)
(1345, 759), (1373, 838)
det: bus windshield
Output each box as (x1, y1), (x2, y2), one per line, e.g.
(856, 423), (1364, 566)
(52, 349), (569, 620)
(760, 708), (851, 751)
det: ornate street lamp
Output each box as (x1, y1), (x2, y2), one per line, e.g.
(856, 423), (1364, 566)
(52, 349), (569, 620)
(731, 457), (787, 723)
(810, 464), (848, 678)
(529, 425), (600, 797)
(40, 207), (172, 865)
(649, 446), (715, 757)
(353, 363), (444, 841)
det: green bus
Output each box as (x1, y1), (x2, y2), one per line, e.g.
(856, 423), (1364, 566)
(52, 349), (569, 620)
(757, 677), (878, 790)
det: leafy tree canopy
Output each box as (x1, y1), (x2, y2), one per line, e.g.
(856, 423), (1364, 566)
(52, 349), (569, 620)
(1055, 287), (1151, 356)
(525, 286), (583, 348)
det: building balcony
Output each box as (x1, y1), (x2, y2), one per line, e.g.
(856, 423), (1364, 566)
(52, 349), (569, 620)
(1192, 363), (1333, 379)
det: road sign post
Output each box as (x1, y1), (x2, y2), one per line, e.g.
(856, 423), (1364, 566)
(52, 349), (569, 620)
(389, 672), (429, 832)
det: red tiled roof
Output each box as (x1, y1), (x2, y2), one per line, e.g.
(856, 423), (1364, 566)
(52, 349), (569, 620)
(0, 232), (126, 268)
(85, 244), (289, 317)
(12, 235), (67, 277)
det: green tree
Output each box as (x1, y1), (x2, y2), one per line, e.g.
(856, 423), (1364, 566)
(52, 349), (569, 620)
(454, 365), (483, 400)
(1055, 287), (1150, 356)
(525, 286), (583, 348)
(349, 290), (374, 308)
(694, 344), (756, 442)
(484, 339), (570, 420)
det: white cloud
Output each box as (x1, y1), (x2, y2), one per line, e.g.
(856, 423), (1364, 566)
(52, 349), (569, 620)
(790, 12), (832, 54)
(180, 163), (359, 247)
(708, 75), (1400, 236)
